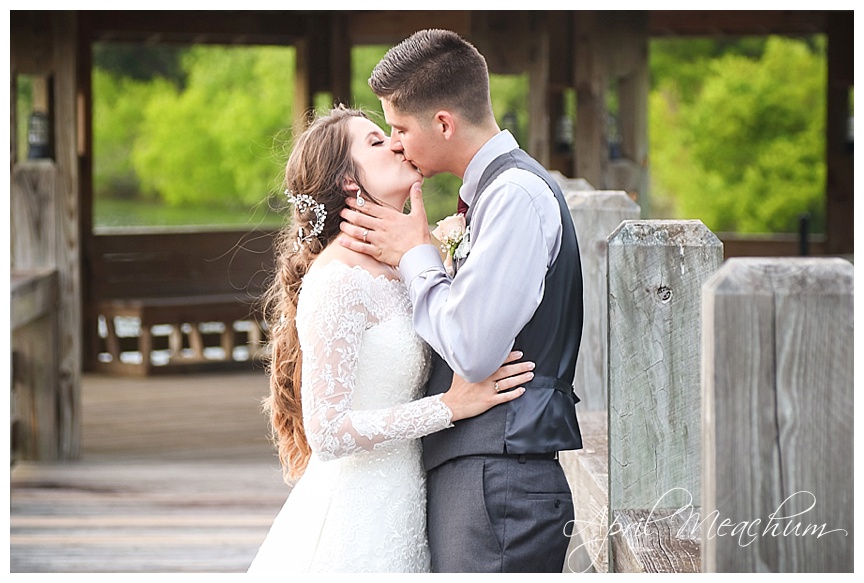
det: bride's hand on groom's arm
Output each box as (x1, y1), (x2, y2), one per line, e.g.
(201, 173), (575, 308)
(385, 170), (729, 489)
(339, 182), (432, 267)
(441, 351), (533, 422)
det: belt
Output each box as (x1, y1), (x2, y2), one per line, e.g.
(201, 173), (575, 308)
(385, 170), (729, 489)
(479, 452), (559, 462)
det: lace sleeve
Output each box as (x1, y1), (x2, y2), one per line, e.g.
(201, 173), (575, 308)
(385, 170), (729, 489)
(296, 264), (453, 461)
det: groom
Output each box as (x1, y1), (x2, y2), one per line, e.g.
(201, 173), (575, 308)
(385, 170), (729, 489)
(340, 29), (583, 572)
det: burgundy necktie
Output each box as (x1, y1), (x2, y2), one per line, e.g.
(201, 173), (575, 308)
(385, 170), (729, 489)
(457, 196), (468, 216)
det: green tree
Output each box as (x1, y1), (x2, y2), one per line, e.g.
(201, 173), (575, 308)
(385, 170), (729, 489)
(131, 45), (295, 209)
(93, 69), (173, 199)
(94, 42), (540, 226)
(650, 36), (826, 233)
(93, 42), (185, 84)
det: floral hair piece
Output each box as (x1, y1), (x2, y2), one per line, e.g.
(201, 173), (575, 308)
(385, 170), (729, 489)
(285, 189), (327, 250)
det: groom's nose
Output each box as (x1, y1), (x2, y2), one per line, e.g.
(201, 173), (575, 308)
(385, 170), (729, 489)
(389, 136), (403, 154)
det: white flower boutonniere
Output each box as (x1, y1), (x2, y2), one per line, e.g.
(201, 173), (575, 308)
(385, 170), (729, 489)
(432, 213), (471, 277)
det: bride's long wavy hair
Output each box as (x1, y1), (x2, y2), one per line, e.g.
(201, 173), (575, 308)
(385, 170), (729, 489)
(262, 106), (376, 482)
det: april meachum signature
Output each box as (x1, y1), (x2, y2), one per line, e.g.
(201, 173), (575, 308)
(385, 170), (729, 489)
(565, 488), (848, 572)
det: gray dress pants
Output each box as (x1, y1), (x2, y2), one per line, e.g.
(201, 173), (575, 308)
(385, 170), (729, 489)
(426, 455), (574, 572)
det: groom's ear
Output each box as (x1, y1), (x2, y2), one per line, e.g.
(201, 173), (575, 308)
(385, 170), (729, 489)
(434, 110), (456, 141)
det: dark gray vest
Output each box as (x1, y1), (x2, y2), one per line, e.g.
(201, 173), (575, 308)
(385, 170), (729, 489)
(421, 149), (584, 471)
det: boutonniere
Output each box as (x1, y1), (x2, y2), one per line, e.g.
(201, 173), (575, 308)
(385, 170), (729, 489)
(432, 213), (471, 277)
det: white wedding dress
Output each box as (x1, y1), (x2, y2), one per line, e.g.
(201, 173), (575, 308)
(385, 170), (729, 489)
(248, 261), (452, 573)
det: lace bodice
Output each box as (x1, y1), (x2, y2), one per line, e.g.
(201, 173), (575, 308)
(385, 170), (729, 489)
(296, 261), (452, 462)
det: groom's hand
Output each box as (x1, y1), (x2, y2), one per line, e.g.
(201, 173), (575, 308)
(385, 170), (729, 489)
(339, 181), (432, 267)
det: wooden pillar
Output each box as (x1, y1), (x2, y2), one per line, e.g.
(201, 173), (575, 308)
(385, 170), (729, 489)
(701, 258), (853, 572)
(527, 26), (551, 168)
(573, 11), (606, 190)
(293, 13), (345, 125)
(10, 10), (82, 460)
(328, 12), (352, 108)
(51, 11), (83, 459)
(525, 11), (572, 173)
(293, 37), (314, 130)
(825, 13), (853, 255)
(610, 12), (649, 216)
(573, 12), (649, 214)
(606, 220), (723, 570)
(566, 190), (640, 412)
(77, 12), (97, 372)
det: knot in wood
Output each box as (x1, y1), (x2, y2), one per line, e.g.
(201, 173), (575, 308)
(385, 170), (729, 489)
(656, 286), (672, 303)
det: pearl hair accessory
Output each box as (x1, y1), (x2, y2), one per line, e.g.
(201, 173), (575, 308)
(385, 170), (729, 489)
(285, 189), (327, 250)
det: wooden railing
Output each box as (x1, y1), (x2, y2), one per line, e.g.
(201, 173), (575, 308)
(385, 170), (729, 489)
(558, 181), (853, 573)
(87, 227), (277, 375)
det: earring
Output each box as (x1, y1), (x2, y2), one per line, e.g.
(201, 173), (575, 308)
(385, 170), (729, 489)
(356, 190), (366, 207)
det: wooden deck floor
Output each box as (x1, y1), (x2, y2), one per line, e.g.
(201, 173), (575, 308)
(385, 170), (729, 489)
(10, 371), (293, 573)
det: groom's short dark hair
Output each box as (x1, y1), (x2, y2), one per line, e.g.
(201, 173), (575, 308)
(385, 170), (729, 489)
(369, 29), (493, 126)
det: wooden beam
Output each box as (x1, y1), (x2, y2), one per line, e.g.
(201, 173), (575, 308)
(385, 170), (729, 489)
(470, 11), (537, 75)
(649, 10), (828, 36)
(346, 11), (471, 45)
(10, 11), (55, 74)
(76, 10), (837, 46)
(85, 10), (310, 45)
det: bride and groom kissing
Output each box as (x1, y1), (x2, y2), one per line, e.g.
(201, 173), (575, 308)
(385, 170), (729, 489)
(248, 28), (584, 573)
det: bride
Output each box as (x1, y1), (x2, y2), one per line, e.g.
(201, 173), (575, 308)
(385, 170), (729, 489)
(247, 107), (533, 573)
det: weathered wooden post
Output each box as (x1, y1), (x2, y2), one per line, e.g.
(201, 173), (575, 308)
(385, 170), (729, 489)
(701, 258), (853, 572)
(11, 12), (83, 460)
(606, 220), (723, 571)
(557, 184), (638, 573)
(565, 190), (640, 411)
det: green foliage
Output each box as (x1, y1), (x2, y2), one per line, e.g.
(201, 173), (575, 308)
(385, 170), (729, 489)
(649, 36), (826, 233)
(93, 42), (185, 84)
(93, 69), (172, 199)
(130, 46), (295, 211)
(650, 36), (767, 101)
(351, 45), (389, 115)
(15, 76), (33, 161)
(92, 36), (827, 233)
(490, 73), (530, 147)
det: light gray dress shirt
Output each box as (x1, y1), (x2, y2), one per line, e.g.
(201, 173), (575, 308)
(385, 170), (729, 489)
(399, 130), (563, 383)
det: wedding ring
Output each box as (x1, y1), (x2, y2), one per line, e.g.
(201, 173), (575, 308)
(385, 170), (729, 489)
(362, 229), (369, 242)
(494, 382), (500, 392)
